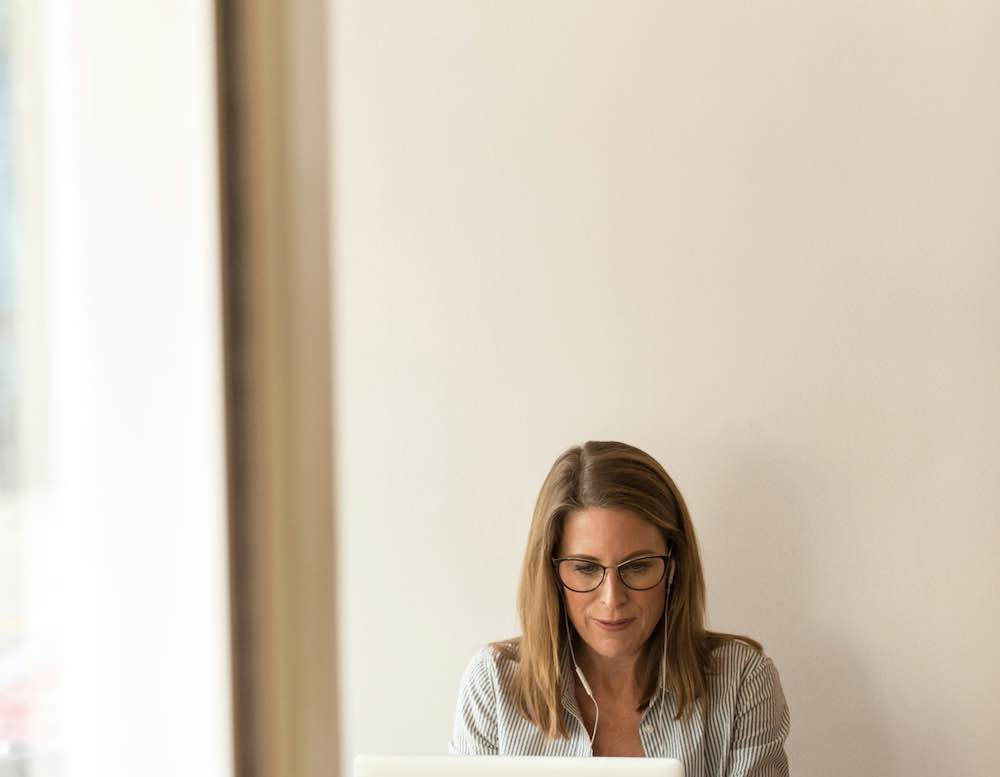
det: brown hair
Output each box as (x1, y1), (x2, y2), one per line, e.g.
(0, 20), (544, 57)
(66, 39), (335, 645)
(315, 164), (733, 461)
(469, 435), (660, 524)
(493, 440), (761, 739)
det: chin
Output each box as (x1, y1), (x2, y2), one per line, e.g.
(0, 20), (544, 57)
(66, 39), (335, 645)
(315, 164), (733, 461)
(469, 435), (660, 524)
(586, 634), (643, 659)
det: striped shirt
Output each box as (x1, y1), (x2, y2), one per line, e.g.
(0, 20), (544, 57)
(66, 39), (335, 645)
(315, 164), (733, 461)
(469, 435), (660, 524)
(449, 638), (790, 776)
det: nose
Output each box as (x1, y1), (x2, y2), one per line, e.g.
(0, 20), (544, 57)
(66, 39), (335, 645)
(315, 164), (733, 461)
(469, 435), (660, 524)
(598, 567), (629, 609)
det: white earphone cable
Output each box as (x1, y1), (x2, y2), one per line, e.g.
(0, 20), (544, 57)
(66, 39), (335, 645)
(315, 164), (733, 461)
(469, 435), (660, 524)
(562, 602), (599, 746)
(660, 558), (676, 707)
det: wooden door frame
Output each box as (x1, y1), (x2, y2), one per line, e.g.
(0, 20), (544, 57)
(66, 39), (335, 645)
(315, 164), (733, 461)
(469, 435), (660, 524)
(215, 1), (338, 775)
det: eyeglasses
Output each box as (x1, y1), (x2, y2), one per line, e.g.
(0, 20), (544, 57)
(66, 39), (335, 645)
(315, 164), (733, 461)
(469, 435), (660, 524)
(551, 554), (671, 593)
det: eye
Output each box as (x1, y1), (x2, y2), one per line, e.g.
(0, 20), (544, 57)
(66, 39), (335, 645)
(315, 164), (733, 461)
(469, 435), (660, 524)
(622, 560), (652, 573)
(572, 561), (601, 575)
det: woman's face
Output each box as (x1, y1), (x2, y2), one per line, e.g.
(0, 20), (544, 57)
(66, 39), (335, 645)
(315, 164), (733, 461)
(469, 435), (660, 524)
(557, 506), (668, 663)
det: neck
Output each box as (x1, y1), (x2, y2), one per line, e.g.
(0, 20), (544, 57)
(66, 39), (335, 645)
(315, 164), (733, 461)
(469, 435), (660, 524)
(575, 639), (643, 701)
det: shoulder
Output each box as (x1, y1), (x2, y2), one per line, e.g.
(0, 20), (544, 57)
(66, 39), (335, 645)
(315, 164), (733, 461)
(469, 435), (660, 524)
(456, 642), (518, 699)
(695, 636), (790, 769)
(709, 634), (772, 677)
(450, 643), (519, 755)
(707, 635), (788, 719)
(462, 640), (517, 673)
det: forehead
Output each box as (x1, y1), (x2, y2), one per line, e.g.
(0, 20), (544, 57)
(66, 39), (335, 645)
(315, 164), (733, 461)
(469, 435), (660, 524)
(558, 506), (666, 558)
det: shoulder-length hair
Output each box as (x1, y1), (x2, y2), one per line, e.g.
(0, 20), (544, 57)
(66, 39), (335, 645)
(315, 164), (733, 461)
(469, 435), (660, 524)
(494, 440), (761, 739)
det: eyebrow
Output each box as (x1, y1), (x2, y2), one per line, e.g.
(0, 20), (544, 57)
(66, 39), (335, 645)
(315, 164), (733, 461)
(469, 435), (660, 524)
(559, 549), (661, 562)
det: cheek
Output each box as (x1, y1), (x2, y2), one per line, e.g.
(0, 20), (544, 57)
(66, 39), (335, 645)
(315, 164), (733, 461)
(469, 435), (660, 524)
(563, 594), (591, 632)
(637, 590), (667, 631)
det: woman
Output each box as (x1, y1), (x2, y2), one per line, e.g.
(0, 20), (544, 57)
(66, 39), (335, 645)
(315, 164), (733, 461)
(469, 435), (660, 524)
(449, 440), (790, 775)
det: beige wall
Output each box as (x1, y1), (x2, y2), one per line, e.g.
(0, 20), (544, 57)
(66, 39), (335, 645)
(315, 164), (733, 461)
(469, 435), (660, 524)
(330, 3), (1000, 776)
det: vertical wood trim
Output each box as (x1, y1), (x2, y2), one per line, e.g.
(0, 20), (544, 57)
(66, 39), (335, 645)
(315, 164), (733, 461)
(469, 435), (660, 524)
(215, 0), (338, 774)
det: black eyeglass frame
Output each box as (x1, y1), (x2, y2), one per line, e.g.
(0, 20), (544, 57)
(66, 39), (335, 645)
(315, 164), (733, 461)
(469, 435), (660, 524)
(550, 553), (673, 593)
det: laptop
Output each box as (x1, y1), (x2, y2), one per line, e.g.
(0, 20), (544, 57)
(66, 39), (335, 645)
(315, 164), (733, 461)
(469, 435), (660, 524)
(355, 755), (684, 777)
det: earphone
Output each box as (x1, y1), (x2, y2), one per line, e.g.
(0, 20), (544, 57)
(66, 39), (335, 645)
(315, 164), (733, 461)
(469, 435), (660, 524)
(659, 558), (676, 705)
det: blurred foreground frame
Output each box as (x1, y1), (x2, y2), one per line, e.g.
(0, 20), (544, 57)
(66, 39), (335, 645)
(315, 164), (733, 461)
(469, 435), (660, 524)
(216, 0), (339, 776)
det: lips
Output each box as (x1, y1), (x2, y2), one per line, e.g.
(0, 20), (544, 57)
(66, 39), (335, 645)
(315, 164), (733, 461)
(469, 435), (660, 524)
(594, 618), (635, 631)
